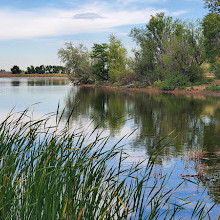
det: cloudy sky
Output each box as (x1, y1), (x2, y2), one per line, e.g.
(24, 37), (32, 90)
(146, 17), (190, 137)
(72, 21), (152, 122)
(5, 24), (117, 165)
(0, 0), (206, 70)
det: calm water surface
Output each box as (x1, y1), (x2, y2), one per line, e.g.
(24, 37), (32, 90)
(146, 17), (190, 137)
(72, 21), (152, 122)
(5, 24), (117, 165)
(1, 78), (220, 218)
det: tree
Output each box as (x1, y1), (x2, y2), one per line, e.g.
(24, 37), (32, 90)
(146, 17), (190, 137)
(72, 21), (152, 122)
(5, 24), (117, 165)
(130, 13), (172, 82)
(202, 13), (220, 62)
(204, 0), (220, 13)
(107, 35), (128, 82)
(130, 13), (205, 85)
(91, 43), (109, 81)
(35, 65), (45, 74)
(203, 1), (220, 77)
(58, 43), (92, 83)
(11, 65), (21, 74)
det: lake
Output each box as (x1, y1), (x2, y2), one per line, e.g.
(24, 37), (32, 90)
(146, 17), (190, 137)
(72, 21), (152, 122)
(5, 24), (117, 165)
(0, 78), (219, 218)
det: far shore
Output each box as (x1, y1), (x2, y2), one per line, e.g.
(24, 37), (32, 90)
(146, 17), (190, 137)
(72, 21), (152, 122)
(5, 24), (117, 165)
(81, 83), (220, 99)
(0, 74), (219, 99)
(0, 73), (68, 78)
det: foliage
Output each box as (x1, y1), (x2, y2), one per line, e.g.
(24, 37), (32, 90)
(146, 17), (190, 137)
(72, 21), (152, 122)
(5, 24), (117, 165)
(11, 65), (21, 74)
(202, 13), (220, 62)
(212, 58), (220, 78)
(193, 78), (214, 85)
(91, 43), (109, 81)
(26, 65), (66, 74)
(159, 71), (190, 90)
(202, 0), (220, 78)
(107, 35), (128, 82)
(58, 36), (128, 84)
(130, 13), (205, 85)
(205, 84), (220, 91)
(204, 0), (220, 13)
(58, 43), (92, 83)
(202, 13), (220, 78)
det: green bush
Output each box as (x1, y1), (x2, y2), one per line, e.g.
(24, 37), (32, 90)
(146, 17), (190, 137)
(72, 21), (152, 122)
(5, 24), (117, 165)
(205, 85), (220, 91)
(193, 78), (214, 86)
(213, 62), (220, 79)
(187, 64), (204, 82)
(159, 72), (190, 90)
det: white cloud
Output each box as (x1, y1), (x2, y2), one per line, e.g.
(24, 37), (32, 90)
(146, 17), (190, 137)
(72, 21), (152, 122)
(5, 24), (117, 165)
(116, 0), (167, 6)
(73, 13), (104, 20)
(172, 10), (188, 16)
(0, 3), (186, 40)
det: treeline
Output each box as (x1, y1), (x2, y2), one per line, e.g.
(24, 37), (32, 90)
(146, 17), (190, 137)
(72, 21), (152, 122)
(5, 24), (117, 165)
(58, 0), (220, 90)
(10, 65), (67, 74)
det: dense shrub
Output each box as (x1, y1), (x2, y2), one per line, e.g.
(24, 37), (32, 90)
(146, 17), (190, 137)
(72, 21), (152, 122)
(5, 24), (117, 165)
(159, 72), (190, 90)
(205, 84), (220, 91)
(213, 58), (220, 79)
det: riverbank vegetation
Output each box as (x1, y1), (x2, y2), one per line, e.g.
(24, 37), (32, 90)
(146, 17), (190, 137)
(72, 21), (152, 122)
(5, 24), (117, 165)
(0, 110), (215, 219)
(58, 0), (220, 91)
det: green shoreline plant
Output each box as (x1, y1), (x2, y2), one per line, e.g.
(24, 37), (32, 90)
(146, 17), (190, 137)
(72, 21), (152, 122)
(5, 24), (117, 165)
(0, 109), (215, 219)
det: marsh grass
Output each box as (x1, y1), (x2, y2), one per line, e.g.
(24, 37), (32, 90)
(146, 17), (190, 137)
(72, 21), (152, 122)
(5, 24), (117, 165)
(0, 109), (215, 219)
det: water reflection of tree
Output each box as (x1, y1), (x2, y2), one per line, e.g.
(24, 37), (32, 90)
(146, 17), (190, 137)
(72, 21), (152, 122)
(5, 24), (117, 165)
(11, 80), (21, 86)
(65, 87), (129, 135)
(132, 93), (220, 156)
(65, 87), (220, 202)
(27, 78), (69, 86)
(65, 87), (220, 154)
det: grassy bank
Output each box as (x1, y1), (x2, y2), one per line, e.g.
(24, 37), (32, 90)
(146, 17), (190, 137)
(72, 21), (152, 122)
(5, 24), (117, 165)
(0, 109), (215, 219)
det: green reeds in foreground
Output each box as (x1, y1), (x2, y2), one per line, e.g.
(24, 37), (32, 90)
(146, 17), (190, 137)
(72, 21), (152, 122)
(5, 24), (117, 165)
(0, 110), (215, 219)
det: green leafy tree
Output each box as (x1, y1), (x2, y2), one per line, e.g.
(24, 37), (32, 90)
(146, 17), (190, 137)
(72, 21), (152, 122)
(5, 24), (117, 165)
(130, 13), (205, 85)
(34, 65), (45, 74)
(204, 0), (220, 13)
(130, 13), (172, 83)
(58, 43), (92, 83)
(91, 43), (109, 81)
(26, 65), (36, 74)
(45, 65), (52, 74)
(202, 1), (220, 77)
(107, 35), (127, 82)
(202, 13), (220, 61)
(11, 65), (21, 74)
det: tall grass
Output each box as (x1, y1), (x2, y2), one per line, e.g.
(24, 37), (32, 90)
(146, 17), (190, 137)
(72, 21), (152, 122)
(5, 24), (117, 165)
(0, 109), (215, 219)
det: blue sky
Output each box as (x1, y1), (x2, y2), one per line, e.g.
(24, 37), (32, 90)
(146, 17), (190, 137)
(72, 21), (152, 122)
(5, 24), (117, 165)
(0, 0), (207, 71)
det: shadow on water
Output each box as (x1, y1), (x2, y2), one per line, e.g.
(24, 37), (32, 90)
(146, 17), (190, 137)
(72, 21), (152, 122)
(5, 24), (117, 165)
(65, 86), (220, 203)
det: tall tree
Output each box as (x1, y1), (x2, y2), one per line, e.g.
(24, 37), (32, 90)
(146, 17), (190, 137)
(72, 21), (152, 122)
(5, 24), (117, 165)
(203, 0), (220, 77)
(91, 43), (109, 80)
(202, 13), (220, 62)
(130, 13), (205, 84)
(11, 65), (21, 74)
(58, 43), (92, 83)
(107, 35), (127, 82)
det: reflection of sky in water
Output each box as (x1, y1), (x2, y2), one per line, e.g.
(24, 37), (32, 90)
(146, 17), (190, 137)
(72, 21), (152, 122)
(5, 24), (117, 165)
(0, 78), (220, 218)
(0, 78), (71, 121)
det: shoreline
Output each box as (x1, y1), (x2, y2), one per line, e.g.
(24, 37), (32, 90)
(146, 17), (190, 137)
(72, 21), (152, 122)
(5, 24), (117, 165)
(0, 74), (219, 98)
(0, 73), (68, 79)
(80, 84), (220, 99)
